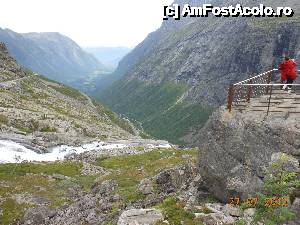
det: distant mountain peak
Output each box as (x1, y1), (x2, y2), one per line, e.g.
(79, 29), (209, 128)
(0, 28), (109, 84)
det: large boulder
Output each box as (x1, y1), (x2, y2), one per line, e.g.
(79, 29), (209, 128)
(23, 206), (56, 225)
(195, 212), (236, 225)
(138, 178), (154, 195)
(195, 106), (300, 202)
(117, 209), (163, 225)
(47, 193), (106, 225)
(154, 164), (196, 195)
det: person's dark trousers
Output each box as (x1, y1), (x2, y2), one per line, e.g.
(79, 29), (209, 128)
(286, 77), (294, 89)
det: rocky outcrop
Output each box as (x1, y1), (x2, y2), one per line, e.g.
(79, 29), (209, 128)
(154, 164), (196, 195)
(0, 42), (26, 82)
(17, 159), (198, 225)
(44, 180), (118, 225)
(290, 198), (300, 225)
(196, 106), (300, 202)
(194, 203), (255, 225)
(117, 209), (164, 225)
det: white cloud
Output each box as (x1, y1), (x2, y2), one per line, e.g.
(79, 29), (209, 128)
(0, 0), (173, 47)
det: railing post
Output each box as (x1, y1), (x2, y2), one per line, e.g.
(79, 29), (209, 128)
(266, 85), (273, 116)
(227, 84), (235, 112)
(265, 72), (272, 94)
(246, 80), (253, 103)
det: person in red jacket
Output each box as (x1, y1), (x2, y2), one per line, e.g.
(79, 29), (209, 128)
(279, 56), (297, 93)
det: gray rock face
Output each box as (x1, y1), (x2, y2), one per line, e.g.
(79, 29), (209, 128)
(117, 209), (164, 225)
(243, 208), (256, 216)
(114, 0), (300, 106)
(14, 194), (51, 206)
(46, 180), (118, 225)
(23, 206), (56, 225)
(222, 204), (242, 217)
(91, 179), (117, 196)
(195, 212), (236, 225)
(290, 198), (300, 225)
(100, 0), (300, 143)
(48, 196), (105, 225)
(138, 178), (154, 195)
(193, 203), (258, 225)
(154, 164), (196, 195)
(81, 162), (109, 176)
(196, 106), (300, 202)
(271, 152), (300, 173)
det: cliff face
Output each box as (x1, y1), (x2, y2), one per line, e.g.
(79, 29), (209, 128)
(128, 19), (300, 105)
(196, 100), (300, 202)
(0, 28), (106, 83)
(109, 0), (300, 106)
(99, 0), (300, 144)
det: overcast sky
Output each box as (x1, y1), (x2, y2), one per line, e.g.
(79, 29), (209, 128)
(0, 0), (173, 47)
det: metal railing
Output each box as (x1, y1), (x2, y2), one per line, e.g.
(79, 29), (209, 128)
(227, 69), (300, 112)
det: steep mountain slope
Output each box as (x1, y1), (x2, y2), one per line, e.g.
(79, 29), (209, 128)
(0, 28), (108, 84)
(0, 43), (136, 150)
(98, 0), (300, 144)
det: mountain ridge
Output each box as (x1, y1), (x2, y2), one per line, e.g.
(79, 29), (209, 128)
(0, 28), (108, 84)
(97, 0), (300, 144)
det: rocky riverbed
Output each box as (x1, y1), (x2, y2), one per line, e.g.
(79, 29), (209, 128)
(0, 139), (172, 164)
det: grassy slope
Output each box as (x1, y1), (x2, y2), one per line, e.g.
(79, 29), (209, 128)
(39, 75), (136, 136)
(0, 44), (136, 141)
(0, 71), (135, 143)
(99, 79), (213, 144)
(41, 75), (135, 135)
(0, 161), (93, 224)
(0, 148), (199, 225)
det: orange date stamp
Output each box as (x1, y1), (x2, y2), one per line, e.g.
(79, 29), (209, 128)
(229, 196), (289, 207)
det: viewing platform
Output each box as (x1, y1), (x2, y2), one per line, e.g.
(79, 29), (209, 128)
(227, 69), (300, 121)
